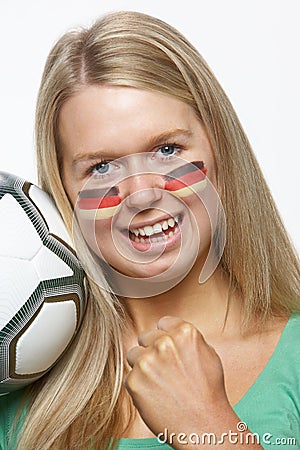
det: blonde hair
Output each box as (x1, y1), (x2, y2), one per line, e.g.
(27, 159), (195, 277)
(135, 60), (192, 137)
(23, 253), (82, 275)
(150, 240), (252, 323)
(15, 10), (300, 449)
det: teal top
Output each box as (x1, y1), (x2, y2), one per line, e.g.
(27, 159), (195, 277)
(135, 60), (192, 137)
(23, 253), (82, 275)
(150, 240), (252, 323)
(1, 313), (300, 449)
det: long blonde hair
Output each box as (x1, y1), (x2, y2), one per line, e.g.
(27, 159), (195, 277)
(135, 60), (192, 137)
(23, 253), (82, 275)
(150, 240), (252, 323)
(16, 10), (300, 449)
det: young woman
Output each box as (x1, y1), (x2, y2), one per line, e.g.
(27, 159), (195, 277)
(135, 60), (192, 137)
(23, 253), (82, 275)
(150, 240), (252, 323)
(0, 10), (299, 450)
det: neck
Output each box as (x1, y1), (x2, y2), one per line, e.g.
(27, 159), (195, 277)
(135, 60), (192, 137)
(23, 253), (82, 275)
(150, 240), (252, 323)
(121, 263), (242, 338)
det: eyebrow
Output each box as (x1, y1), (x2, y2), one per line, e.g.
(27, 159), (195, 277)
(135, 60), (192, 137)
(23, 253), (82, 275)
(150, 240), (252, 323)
(145, 128), (193, 148)
(72, 128), (194, 166)
(72, 150), (105, 167)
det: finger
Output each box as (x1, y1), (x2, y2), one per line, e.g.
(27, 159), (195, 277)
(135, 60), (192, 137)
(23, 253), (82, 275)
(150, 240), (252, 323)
(138, 329), (167, 347)
(157, 316), (206, 345)
(126, 346), (145, 368)
(157, 316), (188, 331)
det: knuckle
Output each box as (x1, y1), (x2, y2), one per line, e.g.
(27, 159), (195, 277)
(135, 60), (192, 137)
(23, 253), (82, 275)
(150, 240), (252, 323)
(124, 372), (138, 394)
(135, 353), (153, 374)
(176, 322), (198, 339)
(153, 335), (174, 353)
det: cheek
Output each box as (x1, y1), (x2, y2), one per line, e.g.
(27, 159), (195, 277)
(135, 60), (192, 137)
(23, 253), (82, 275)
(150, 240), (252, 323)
(183, 194), (212, 244)
(94, 219), (114, 246)
(77, 217), (114, 257)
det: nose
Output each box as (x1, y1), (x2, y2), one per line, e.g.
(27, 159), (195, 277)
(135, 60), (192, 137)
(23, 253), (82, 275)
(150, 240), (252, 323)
(122, 173), (164, 210)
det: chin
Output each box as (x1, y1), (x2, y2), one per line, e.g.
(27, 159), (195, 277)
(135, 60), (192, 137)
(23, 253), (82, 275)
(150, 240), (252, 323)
(112, 257), (176, 279)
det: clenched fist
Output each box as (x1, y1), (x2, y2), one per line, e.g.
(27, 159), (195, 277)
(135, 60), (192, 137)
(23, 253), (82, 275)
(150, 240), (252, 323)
(125, 316), (241, 448)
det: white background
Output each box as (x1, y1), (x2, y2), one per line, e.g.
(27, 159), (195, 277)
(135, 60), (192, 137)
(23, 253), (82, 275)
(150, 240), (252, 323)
(1, 0), (299, 253)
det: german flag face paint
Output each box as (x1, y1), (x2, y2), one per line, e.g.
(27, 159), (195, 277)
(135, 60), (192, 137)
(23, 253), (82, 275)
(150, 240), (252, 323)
(164, 161), (207, 197)
(77, 186), (122, 220)
(77, 160), (207, 221)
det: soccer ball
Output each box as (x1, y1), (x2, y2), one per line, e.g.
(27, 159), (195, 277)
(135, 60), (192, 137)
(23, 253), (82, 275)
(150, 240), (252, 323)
(0, 171), (86, 395)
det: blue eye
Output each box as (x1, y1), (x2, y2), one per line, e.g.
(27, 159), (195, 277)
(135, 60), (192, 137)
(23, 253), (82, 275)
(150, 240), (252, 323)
(94, 161), (109, 174)
(86, 160), (115, 180)
(92, 161), (110, 175)
(149, 144), (183, 168)
(158, 145), (177, 156)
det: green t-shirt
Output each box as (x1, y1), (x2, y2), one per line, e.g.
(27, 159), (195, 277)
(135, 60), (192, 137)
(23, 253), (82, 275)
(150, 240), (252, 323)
(1, 313), (300, 449)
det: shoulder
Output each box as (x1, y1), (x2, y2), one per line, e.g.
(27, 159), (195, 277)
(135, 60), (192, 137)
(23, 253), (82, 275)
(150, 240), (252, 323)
(261, 311), (300, 378)
(0, 389), (28, 450)
(285, 310), (300, 331)
(235, 312), (300, 444)
(279, 311), (300, 356)
(262, 311), (300, 358)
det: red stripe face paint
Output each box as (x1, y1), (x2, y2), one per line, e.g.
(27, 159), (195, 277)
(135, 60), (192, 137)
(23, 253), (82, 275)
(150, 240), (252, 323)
(164, 161), (207, 197)
(77, 186), (122, 220)
(77, 160), (207, 220)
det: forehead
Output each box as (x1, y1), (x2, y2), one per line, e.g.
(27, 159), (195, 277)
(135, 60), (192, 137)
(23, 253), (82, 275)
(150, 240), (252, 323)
(58, 85), (201, 157)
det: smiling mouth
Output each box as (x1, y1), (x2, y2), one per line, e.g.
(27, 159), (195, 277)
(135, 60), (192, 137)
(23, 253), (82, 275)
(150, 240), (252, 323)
(127, 214), (182, 244)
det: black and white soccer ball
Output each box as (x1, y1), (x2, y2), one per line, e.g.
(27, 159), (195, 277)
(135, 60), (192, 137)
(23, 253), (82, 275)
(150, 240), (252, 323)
(0, 171), (86, 395)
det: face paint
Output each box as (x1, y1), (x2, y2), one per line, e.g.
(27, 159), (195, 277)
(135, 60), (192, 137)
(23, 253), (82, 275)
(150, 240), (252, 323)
(77, 186), (122, 220)
(76, 160), (207, 220)
(164, 161), (207, 197)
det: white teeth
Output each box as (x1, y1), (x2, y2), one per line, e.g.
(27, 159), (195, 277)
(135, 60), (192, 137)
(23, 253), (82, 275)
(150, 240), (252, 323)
(131, 234), (167, 244)
(162, 221), (168, 231)
(144, 225), (153, 236)
(153, 223), (162, 233)
(168, 218), (175, 228)
(131, 215), (180, 238)
(139, 228), (145, 236)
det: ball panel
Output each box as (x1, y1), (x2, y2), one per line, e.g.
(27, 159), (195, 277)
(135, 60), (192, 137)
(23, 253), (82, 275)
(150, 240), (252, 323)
(0, 193), (42, 259)
(28, 185), (72, 247)
(32, 245), (73, 281)
(0, 257), (40, 330)
(14, 301), (77, 375)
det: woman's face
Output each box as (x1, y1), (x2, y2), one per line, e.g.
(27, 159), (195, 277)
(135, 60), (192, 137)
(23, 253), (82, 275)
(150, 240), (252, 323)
(59, 86), (217, 280)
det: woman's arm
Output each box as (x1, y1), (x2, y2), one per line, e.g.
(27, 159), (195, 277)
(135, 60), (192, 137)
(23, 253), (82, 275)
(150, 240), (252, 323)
(125, 316), (263, 449)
